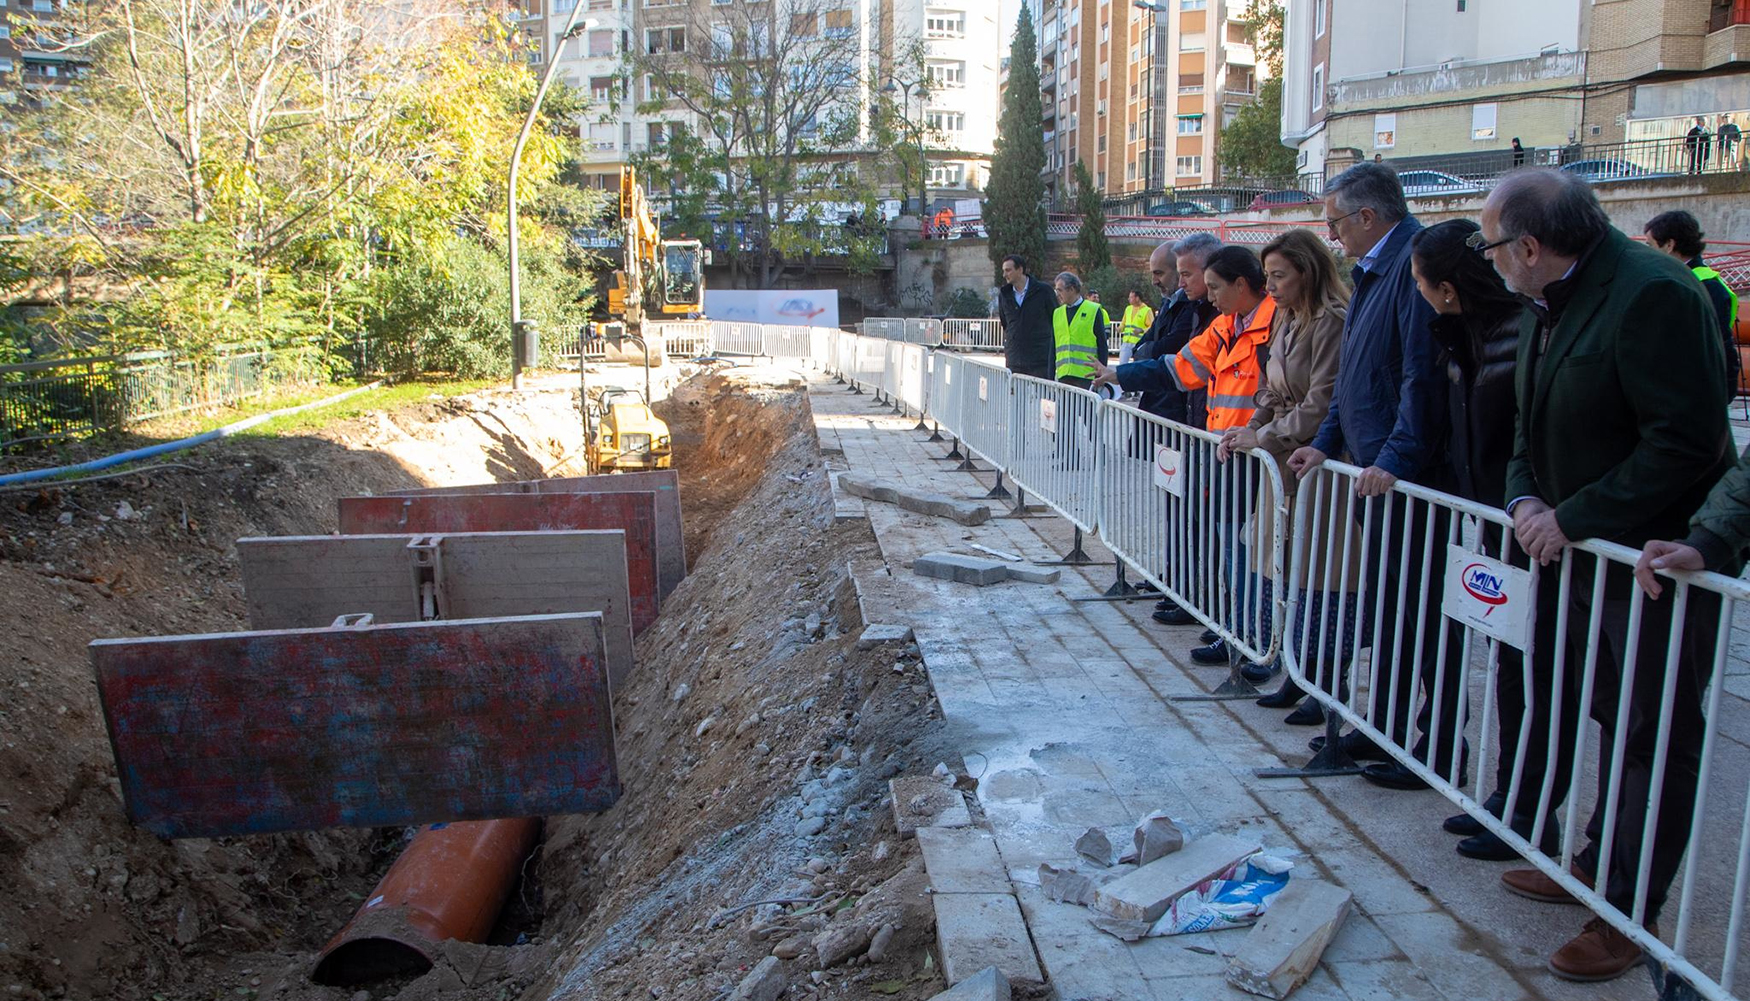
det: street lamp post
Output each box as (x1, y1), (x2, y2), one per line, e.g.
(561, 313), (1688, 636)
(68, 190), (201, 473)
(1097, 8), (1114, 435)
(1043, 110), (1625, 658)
(508, 8), (599, 390)
(881, 78), (929, 220)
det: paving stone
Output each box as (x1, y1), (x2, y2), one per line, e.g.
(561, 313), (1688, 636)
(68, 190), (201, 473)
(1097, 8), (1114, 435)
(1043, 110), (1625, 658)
(925, 965), (1010, 1001)
(917, 826), (1012, 894)
(839, 474), (992, 525)
(1005, 563), (1062, 584)
(858, 623), (915, 649)
(1013, 884), (1150, 999)
(933, 892), (1044, 987)
(1225, 879), (1353, 999)
(1091, 833), (1262, 923)
(914, 552), (1011, 586)
(891, 775), (972, 836)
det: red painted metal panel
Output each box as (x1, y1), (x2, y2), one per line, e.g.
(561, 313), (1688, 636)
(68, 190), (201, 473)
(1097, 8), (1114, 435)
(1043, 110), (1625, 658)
(91, 614), (619, 839)
(337, 493), (660, 633)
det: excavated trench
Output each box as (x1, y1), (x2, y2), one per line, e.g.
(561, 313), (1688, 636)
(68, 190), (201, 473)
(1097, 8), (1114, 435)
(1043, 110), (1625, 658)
(0, 367), (960, 1001)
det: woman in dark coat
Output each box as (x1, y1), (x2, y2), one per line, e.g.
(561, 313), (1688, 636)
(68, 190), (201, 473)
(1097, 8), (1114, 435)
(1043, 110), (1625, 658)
(1409, 219), (1547, 861)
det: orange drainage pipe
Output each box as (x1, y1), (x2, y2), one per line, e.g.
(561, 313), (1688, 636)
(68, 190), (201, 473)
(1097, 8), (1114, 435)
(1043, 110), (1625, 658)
(311, 817), (542, 986)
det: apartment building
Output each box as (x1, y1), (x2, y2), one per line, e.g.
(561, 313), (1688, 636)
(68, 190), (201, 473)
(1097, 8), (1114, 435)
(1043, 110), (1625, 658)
(887, 0), (1001, 202)
(1038, 0), (1258, 206)
(515, 0), (640, 193)
(0, 0), (90, 110)
(1281, 0), (1749, 182)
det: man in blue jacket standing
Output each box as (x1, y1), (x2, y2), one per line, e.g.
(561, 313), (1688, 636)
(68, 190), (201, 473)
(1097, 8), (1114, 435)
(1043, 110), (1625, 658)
(997, 255), (1057, 380)
(1288, 163), (1456, 789)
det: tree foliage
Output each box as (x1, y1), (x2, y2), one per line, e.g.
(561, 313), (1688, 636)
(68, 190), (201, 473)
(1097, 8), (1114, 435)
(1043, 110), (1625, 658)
(1073, 162), (1110, 272)
(984, 6), (1046, 284)
(2, 0), (603, 378)
(1219, 0), (1294, 181)
(631, 0), (889, 289)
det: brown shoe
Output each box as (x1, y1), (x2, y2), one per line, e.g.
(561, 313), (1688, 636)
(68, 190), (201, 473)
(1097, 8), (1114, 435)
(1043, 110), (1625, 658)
(1548, 917), (1649, 982)
(1501, 864), (1591, 905)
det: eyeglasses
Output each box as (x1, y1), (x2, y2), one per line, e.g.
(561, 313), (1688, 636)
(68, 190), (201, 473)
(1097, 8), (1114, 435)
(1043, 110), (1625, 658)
(1466, 231), (1514, 254)
(1323, 210), (1359, 232)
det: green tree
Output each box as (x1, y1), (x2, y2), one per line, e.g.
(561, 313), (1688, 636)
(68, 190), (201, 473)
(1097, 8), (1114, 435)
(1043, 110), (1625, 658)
(1219, 0), (1295, 181)
(1073, 162), (1110, 272)
(984, 6), (1046, 284)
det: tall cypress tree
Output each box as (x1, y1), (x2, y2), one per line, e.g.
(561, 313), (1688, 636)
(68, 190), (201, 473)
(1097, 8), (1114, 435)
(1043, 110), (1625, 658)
(1073, 162), (1110, 272)
(985, 7), (1047, 284)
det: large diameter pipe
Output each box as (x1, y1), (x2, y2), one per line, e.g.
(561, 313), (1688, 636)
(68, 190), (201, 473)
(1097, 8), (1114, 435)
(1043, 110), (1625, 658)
(311, 818), (541, 986)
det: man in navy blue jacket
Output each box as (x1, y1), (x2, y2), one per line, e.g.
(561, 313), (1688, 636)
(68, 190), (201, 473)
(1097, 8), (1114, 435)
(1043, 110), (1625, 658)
(1288, 163), (1457, 790)
(998, 255), (1057, 380)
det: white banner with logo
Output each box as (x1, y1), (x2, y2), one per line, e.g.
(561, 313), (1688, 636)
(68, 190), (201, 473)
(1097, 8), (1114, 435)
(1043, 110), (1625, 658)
(1040, 398), (1058, 434)
(1441, 544), (1533, 651)
(1153, 445), (1186, 497)
(703, 289), (840, 327)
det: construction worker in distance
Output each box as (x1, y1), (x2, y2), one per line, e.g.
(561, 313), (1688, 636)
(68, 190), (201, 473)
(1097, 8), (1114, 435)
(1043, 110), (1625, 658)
(1119, 288), (1155, 364)
(1643, 210), (1741, 396)
(1050, 272), (1111, 388)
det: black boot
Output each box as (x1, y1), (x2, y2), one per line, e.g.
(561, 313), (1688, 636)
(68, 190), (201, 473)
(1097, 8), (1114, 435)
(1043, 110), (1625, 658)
(1190, 639), (1228, 665)
(1457, 811), (1562, 861)
(1256, 683), (1303, 709)
(1282, 700), (1325, 726)
(1445, 790), (1506, 837)
(1239, 661), (1277, 684)
(1152, 602), (1197, 625)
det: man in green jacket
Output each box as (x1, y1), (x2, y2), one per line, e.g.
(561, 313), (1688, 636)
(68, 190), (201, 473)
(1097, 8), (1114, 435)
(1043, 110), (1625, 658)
(1485, 169), (1734, 983)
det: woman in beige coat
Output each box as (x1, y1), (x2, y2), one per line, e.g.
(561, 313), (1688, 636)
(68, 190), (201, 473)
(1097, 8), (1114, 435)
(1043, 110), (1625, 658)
(1215, 228), (1357, 723)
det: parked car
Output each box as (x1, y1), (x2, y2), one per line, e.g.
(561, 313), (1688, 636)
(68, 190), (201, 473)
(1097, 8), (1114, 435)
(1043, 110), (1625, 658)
(1397, 170), (1485, 197)
(1144, 200), (1214, 218)
(1559, 158), (1655, 182)
(1249, 189), (1320, 211)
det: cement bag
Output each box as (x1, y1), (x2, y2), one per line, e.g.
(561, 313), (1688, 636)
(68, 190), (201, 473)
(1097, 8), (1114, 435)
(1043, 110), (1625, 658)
(1145, 852), (1294, 936)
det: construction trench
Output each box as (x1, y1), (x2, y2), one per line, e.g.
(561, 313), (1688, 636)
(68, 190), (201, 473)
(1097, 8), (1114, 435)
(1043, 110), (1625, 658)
(0, 365), (967, 1001)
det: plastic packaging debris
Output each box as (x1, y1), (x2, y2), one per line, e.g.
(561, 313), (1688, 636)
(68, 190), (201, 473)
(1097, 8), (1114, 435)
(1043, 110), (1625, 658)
(1092, 852), (1294, 941)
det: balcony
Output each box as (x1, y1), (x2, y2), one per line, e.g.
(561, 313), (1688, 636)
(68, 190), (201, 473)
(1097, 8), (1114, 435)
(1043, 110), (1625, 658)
(1705, 0), (1750, 69)
(1709, 0), (1750, 31)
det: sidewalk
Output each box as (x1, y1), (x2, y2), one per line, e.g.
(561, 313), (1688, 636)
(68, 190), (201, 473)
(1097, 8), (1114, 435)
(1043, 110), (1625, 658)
(810, 373), (1750, 1001)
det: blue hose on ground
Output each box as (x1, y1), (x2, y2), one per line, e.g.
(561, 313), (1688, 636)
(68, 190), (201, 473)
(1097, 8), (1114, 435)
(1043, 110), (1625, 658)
(0, 381), (383, 489)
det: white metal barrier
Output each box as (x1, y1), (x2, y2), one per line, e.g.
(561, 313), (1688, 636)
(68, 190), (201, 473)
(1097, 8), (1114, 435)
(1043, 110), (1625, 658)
(895, 343), (929, 417)
(927, 350), (964, 440)
(1095, 404), (1285, 668)
(1281, 461), (1749, 1001)
(942, 318), (1003, 352)
(1004, 375), (1102, 535)
(761, 325), (813, 360)
(711, 321), (764, 356)
(864, 317), (907, 341)
(651, 321), (711, 358)
(957, 356), (1011, 468)
(904, 318), (943, 346)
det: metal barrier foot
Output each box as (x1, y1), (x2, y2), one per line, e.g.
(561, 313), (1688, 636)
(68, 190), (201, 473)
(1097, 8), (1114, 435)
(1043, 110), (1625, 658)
(927, 422), (945, 443)
(848, 383), (864, 394)
(1001, 487), (1046, 519)
(1171, 662), (1265, 702)
(1103, 561), (1139, 598)
(1039, 527), (1111, 566)
(1254, 714), (1366, 778)
(955, 456), (982, 472)
(982, 472), (1012, 500)
(936, 437), (966, 461)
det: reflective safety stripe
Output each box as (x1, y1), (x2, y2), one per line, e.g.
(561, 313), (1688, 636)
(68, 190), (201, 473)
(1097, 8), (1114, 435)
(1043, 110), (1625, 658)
(1178, 344), (1212, 381)
(1209, 393), (1258, 410)
(1056, 344), (1098, 357)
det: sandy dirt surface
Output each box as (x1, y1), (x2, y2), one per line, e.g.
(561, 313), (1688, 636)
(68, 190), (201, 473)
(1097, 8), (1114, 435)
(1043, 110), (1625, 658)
(0, 365), (964, 1001)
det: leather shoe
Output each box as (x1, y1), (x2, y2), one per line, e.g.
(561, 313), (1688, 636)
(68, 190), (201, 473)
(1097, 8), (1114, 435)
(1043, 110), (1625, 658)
(1458, 813), (1561, 862)
(1282, 700), (1324, 726)
(1239, 661), (1276, 684)
(1360, 761), (1437, 791)
(1256, 683), (1303, 709)
(1502, 864), (1592, 906)
(1190, 639), (1228, 665)
(1199, 628), (1219, 644)
(1152, 603), (1197, 625)
(1548, 917), (1649, 983)
(1444, 790), (1505, 836)
(1308, 731), (1391, 762)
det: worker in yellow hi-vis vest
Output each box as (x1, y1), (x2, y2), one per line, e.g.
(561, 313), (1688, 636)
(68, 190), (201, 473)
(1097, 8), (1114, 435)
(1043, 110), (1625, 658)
(1119, 289), (1155, 363)
(1050, 272), (1111, 388)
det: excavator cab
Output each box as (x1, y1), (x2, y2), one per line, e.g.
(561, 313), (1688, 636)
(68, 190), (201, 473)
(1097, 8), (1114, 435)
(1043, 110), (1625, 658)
(660, 240), (704, 313)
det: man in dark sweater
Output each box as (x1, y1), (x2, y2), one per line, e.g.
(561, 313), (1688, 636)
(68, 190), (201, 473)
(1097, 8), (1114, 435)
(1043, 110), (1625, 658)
(1130, 234), (1222, 429)
(997, 255), (1056, 379)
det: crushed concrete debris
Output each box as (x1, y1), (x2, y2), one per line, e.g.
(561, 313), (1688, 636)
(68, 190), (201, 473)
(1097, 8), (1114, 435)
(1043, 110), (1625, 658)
(857, 623), (915, 648)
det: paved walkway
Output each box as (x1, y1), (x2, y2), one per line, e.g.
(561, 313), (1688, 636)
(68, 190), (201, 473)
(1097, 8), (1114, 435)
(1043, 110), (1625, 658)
(810, 373), (1750, 1001)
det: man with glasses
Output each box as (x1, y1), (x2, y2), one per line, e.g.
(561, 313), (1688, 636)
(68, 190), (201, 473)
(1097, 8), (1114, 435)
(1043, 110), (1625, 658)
(1287, 162), (1458, 790)
(1482, 168), (1733, 983)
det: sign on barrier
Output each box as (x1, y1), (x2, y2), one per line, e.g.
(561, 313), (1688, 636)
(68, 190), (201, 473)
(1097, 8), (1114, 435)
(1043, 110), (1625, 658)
(1038, 398), (1058, 434)
(1153, 445), (1185, 497)
(1440, 545), (1532, 650)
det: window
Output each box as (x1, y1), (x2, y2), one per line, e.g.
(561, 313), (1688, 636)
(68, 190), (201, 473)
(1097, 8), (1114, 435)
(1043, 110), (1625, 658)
(791, 12), (816, 35)
(1471, 102), (1497, 140)
(590, 0), (613, 8)
(1226, 23), (1247, 44)
(1176, 155), (1202, 176)
(1126, 161), (1136, 180)
(587, 28), (615, 56)
(647, 122), (668, 146)
(646, 27), (685, 53)
(1097, 170), (1105, 189)
(0, 25), (9, 38)
(590, 75), (615, 102)
(927, 61), (965, 87)
(924, 10), (964, 37)
(823, 8), (854, 35)
(927, 110), (965, 133)
(0, 58), (12, 73)
(1126, 121), (1136, 141)
(1181, 0), (1206, 9)
(1097, 135), (1106, 152)
(1179, 72), (1203, 93)
(1373, 112), (1396, 149)
(552, 0), (575, 10)
(712, 0), (732, 5)
(526, 36), (543, 64)
(1314, 0), (1326, 38)
(928, 162), (965, 187)
(31, 0), (49, 10)
(1311, 63), (1323, 111)
(1179, 31), (1204, 51)
(711, 22), (734, 57)
(587, 121), (617, 150)
(1176, 114), (1202, 134)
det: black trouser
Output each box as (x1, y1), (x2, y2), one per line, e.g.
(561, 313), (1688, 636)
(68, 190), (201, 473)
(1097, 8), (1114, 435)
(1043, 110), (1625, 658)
(1355, 492), (1466, 776)
(1561, 562), (1720, 921)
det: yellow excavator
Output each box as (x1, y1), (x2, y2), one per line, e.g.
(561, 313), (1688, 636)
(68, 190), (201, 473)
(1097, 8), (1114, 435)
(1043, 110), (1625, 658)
(586, 167), (705, 472)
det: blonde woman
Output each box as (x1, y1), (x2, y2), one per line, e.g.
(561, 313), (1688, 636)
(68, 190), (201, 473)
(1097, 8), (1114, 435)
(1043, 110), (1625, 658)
(1215, 228), (1356, 722)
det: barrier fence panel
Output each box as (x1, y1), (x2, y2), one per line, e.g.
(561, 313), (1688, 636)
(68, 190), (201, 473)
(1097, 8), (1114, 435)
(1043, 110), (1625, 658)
(810, 328), (836, 373)
(761, 324), (812, 360)
(927, 350), (964, 440)
(1094, 404), (1285, 668)
(883, 341), (904, 405)
(1281, 460), (1749, 1001)
(864, 318), (906, 341)
(942, 319), (1003, 352)
(958, 357), (1011, 468)
(1004, 375), (1101, 535)
(851, 336), (887, 394)
(904, 318), (943, 346)
(711, 322), (764, 356)
(895, 344), (928, 417)
(652, 322), (711, 359)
